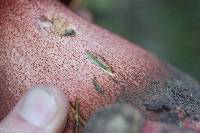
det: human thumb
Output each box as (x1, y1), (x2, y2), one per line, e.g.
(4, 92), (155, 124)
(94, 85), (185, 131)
(0, 85), (69, 133)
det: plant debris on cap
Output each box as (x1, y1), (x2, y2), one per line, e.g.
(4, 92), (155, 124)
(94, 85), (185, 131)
(52, 16), (76, 37)
(74, 99), (80, 133)
(92, 76), (104, 94)
(85, 51), (114, 76)
(36, 15), (54, 32)
(69, 101), (86, 127)
(36, 15), (76, 37)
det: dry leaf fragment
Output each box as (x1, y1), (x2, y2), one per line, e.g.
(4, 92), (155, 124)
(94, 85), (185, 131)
(36, 15), (76, 37)
(52, 17), (76, 37)
(85, 51), (114, 76)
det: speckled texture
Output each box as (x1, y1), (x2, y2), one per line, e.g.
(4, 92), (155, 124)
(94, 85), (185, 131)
(116, 67), (200, 132)
(143, 121), (195, 133)
(0, 0), (199, 132)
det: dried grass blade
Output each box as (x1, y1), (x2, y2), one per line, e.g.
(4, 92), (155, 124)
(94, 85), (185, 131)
(85, 51), (114, 76)
(69, 102), (86, 126)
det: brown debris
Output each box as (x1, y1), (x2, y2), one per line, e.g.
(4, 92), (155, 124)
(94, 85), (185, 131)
(52, 16), (76, 37)
(74, 99), (80, 133)
(36, 15), (76, 37)
(69, 100), (86, 127)
(144, 96), (174, 112)
(92, 76), (104, 94)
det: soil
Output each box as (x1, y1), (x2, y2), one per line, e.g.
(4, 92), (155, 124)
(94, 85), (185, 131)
(117, 63), (200, 125)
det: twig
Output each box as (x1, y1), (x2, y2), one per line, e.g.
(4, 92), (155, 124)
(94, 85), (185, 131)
(74, 99), (79, 133)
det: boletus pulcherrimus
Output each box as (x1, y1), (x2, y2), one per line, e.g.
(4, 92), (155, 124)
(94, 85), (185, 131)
(0, 0), (200, 132)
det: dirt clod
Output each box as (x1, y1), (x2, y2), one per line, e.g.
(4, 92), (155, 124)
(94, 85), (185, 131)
(116, 73), (200, 126)
(144, 96), (174, 112)
(160, 112), (179, 124)
(192, 114), (200, 121)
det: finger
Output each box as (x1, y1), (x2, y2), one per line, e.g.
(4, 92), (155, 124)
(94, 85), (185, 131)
(0, 85), (69, 133)
(84, 104), (145, 133)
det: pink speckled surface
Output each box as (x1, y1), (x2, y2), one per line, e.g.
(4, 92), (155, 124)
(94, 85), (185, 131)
(142, 121), (197, 133)
(0, 0), (170, 132)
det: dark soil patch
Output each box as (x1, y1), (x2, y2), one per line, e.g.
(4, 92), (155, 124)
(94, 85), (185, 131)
(116, 64), (200, 125)
(159, 112), (179, 124)
(192, 114), (200, 121)
(161, 127), (194, 133)
(144, 96), (174, 112)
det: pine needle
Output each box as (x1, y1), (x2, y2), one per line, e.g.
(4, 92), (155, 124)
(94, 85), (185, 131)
(69, 102), (86, 126)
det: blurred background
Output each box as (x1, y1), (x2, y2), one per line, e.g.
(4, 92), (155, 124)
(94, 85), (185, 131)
(65, 0), (200, 81)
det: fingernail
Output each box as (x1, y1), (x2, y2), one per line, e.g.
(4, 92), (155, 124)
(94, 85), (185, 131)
(19, 85), (57, 127)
